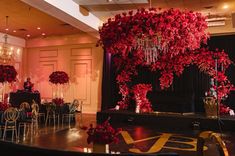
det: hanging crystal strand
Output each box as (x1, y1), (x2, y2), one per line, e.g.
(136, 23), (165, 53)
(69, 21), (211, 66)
(152, 47), (156, 63)
(148, 48), (151, 64)
(146, 49), (148, 64)
(150, 48), (153, 64)
(152, 49), (154, 63)
(147, 49), (150, 64)
(142, 38), (145, 49)
(144, 49), (147, 62)
(156, 46), (159, 61)
(152, 48), (154, 63)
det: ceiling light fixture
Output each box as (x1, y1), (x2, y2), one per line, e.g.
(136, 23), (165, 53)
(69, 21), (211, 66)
(0, 16), (17, 64)
(135, 0), (168, 64)
(223, 4), (229, 9)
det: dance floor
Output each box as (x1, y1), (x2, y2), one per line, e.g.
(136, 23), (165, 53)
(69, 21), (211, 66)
(2, 114), (235, 156)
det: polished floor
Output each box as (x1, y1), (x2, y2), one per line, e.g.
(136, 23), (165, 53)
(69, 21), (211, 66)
(3, 114), (235, 156)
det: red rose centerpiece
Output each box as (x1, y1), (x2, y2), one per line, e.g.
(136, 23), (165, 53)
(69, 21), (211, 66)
(0, 102), (9, 111)
(0, 65), (17, 104)
(0, 65), (17, 83)
(52, 97), (64, 106)
(87, 118), (121, 153)
(49, 71), (69, 84)
(49, 71), (69, 100)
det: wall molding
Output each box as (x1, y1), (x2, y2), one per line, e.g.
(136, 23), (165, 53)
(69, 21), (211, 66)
(70, 59), (92, 106)
(71, 47), (92, 56)
(39, 49), (58, 58)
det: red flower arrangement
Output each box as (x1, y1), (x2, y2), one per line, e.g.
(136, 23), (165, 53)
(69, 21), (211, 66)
(220, 103), (230, 115)
(49, 71), (69, 84)
(132, 84), (153, 113)
(52, 98), (64, 106)
(98, 8), (232, 110)
(0, 102), (9, 111)
(87, 118), (121, 144)
(98, 8), (208, 57)
(0, 65), (17, 83)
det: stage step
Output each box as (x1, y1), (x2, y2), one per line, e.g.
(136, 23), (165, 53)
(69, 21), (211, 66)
(97, 110), (235, 131)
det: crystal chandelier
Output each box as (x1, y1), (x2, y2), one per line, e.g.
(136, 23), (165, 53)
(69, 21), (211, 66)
(135, 35), (168, 64)
(0, 16), (15, 64)
(134, 0), (169, 65)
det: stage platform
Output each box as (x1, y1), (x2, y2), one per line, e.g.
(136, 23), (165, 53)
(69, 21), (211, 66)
(97, 110), (235, 131)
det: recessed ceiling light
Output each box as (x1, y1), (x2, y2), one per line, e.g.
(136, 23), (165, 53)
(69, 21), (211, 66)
(42, 33), (46, 36)
(5, 28), (9, 31)
(223, 4), (229, 9)
(13, 30), (16, 33)
(26, 34), (30, 37)
(37, 27), (41, 30)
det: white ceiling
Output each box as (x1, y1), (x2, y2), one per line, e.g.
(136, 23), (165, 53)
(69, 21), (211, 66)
(73, 0), (235, 35)
(73, 0), (149, 5)
(0, 0), (234, 40)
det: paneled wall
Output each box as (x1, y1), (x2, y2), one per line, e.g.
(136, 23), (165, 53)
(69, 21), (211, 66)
(25, 34), (103, 113)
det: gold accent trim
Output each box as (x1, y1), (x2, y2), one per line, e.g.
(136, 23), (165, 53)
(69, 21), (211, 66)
(120, 131), (207, 154)
(197, 131), (229, 156)
(154, 111), (195, 116)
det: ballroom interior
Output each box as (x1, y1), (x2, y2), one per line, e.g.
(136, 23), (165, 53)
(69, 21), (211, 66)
(0, 0), (235, 156)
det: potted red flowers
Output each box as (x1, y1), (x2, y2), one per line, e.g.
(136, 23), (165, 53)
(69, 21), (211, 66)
(87, 118), (121, 153)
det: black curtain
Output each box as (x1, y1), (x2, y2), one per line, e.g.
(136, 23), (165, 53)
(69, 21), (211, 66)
(101, 35), (235, 112)
(207, 35), (235, 110)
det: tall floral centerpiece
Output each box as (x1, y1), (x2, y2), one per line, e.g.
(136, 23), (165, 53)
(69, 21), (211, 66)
(0, 65), (17, 103)
(49, 71), (69, 102)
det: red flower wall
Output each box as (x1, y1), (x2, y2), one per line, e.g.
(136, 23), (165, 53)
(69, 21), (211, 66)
(98, 8), (233, 113)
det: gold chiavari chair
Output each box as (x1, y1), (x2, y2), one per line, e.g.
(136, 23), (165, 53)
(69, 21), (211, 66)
(76, 100), (83, 127)
(2, 107), (19, 141)
(18, 101), (39, 138)
(37, 99), (46, 123)
(30, 102), (39, 134)
(20, 102), (30, 110)
(62, 99), (83, 127)
(45, 103), (60, 127)
(18, 102), (31, 138)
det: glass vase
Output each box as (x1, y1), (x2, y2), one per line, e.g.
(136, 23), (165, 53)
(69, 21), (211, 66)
(203, 97), (218, 118)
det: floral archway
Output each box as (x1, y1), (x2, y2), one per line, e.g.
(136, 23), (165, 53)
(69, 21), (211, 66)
(98, 8), (232, 112)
